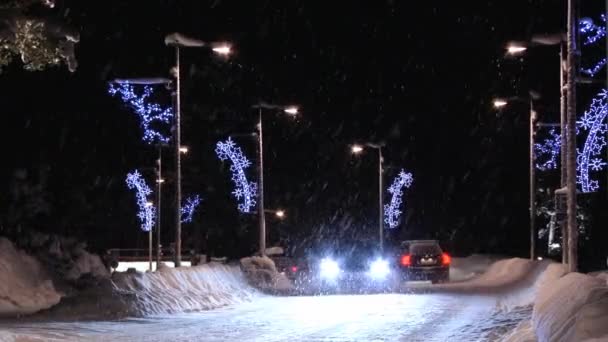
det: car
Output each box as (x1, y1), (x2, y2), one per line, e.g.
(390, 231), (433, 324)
(396, 240), (450, 284)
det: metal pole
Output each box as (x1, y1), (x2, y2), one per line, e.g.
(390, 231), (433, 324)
(149, 225), (153, 271)
(559, 42), (569, 264)
(566, 0), (578, 272)
(378, 147), (384, 252)
(258, 108), (266, 256)
(156, 146), (162, 269)
(530, 99), (536, 260)
(174, 46), (182, 267)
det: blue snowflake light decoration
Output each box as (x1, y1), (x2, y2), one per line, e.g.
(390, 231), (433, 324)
(534, 129), (561, 171)
(579, 15), (607, 77)
(126, 170), (155, 232)
(108, 83), (174, 144)
(576, 89), (608, 192)
(535, 89), (608, 193)
(384, 170), (414, 229)
(215, 137), (257, 213)
(181, 195), (201, 223)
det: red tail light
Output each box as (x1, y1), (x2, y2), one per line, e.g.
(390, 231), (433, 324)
(441, 253), (451, 265)
(290, 266), (298, 273)
(400, 254), (411, 266)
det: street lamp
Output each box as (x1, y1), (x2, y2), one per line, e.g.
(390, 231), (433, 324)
(351, 142), (385, 251)
(111, 76), (171, 271)
(506, 43), (527, 55)
(275, 210), (285, 219)
(179, 146), (189, 154)
(493, 93), (540, 260)
(251, 102), (299, 256)
(165, 32), (231, 267)
(503, 32), (571, 265)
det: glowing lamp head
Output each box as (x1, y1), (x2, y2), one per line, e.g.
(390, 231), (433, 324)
(275, 210), (285, 218)
(179, 146), (189, 154)
(493, 99), (508, 108)
(212, 44), (232, 56)
(368, 258), (390, 280)
(351, 145), (364, 154)
(319, 257), (340, 280)
(284, 106), (299, 115)
(506, 44), (527, 55)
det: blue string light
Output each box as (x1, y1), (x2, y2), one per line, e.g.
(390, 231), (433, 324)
(579, 15), (607, 77)
(383, 170), (414, 229)
(108, 83), (174, 144)
(126, 170), (155, 232)
(181, 195), (201, 223)
(215, 137), (257, 213)
(535, 89), (608, 193)
(534, 129), (561, 171)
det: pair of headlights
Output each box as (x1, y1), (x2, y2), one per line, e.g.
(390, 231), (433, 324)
(319, 257), (391, 280)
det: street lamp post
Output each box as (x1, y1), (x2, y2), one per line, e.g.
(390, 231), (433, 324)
(352, 143), (385, 252)
(164, 33), (231, 267)
(493, 94), (539, 259)
(565, 0), (578, 272)
(252, 103), (298, 256)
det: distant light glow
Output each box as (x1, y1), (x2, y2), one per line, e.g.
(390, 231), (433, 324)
(179, 146), (189, 154)
(108, 83), (173, 144)
(384, 170), (414, 229)
(284, 106), (299, 115)
(506, 45), (527, 55)
(181, 195), (201, 223)
(275, 210), (285, 218)
(126, 170), (155, 232)
(215, 137), (257, 213)
(351, 145), (364, 154)
(493, 99), (508, 108)
(212, 44), (231, 55)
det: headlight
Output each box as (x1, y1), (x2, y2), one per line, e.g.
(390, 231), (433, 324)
(368, 258), (390, 280)
(319, 257), (340, 280)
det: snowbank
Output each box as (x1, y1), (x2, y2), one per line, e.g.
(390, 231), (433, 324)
(0, 238), (62, 317)
(532, 270), (608, 342)
(240, 256), (294, 293)
(450, 254), (506, 282)
(112, 263), (258, 315)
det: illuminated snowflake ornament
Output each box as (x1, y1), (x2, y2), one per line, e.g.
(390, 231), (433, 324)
(126, 170), (155, 232)
(576, 89), (608, 192)
(108, 83), (174, 144)
(181, 195), (201, 223)
(384, 170), (414, 229)
(215, 137), (257, 213)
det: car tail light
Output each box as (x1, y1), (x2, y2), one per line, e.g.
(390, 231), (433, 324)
(441, 253), (451, 265)
(400, 254), (411, 266)
(290, 266), (298, 273)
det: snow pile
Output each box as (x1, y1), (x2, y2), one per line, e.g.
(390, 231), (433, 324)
(112, 262), (258, 315)
(0, 237), (62, 317)
(240, 256), (294, 293)
(436, 258), (551, 295)
(449, 254), (506, 282)
(532, 270), (608, 342)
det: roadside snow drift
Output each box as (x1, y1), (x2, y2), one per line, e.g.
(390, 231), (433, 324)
(112, 262), (258, 315)
(240, 256), (294, 293)
(533, 267), (608, 342)
(0, 238), (62, 316)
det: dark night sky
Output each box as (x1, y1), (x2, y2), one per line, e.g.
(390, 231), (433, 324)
(0, 1), (606, 264)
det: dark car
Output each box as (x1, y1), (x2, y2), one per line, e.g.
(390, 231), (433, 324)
(396, 240), (450, 283)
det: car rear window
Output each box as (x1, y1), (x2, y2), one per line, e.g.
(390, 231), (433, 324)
(410, 243), (441, 255)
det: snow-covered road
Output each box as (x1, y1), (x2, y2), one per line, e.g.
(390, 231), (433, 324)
(0, 293), (529, 342)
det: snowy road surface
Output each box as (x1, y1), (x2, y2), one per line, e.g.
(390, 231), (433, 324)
(0, 293), (529, 342)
